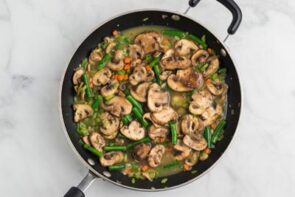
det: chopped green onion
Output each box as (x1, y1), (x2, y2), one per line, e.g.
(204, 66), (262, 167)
(131, 178), (136, 184)
(160, 178), (168, 184)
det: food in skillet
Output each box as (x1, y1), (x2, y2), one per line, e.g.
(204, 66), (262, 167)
(72, 26), (228, 182)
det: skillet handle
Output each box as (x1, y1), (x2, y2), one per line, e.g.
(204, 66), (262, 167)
(64, 171), (96, 197)
(189, 0), (242, 34)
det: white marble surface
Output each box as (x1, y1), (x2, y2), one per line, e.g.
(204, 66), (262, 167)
(1, 0), (295, 196)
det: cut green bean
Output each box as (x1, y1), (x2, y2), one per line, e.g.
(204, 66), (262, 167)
(104, 146), (127, 151)
(211, 119), (226, 144)
(127, 95), (143, 114)
(204, 127), (212, 148)
(92, 95), (103, 110)
(150, 56), (161, 68)
(127, 137), (151, 149)
(169, 121), (178, 145)
(163, 160), (181, 169)
(122, 114), (133, 125)
(132, 107), (149, 128)
(82, 143), (103, 157)
(80, 58), (88, 70)
(108, 164), (125, 171)
(145, 54), (153, 63)
(97, 53), (111, 70)
(81, 74), (93, 98)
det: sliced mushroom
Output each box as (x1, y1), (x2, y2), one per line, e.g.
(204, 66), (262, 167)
(72, 68), (84, 85)
(133, 143), (151, 160)
(159, 70), (172, 81)
(130, 82), (151, 102)
(100, 79), (119, 97)
(92, 68), (112, 86)
(148, 145), (166, 167)
(181, 115), (200, 135)
(175, 39), (198, 56)
(128, 44), (144, 60)
(143, 113), (163, 128)
(147, 83), (170, 112)
(129, 66), (147, 86)
(89, 49), (102, 66)
(134, 32), (161, 54)
(206, 80), (228, 96)
(177, 68), (204, 89)
(189, 90), (213, 115)
(146, 69), (155, 82)
(191, 49), (209, 65)
(105, 42), (116, 53)
(151, 106), (177, 125)
(148, 125), (169, 142)
(99, 112), (120, 137)
(120, 120), (145, 141)
(173, 141), (191, 160)
(200, 106), (220, 127)
(102, 96), (132, 117)
(107, 50), (124, 71)
(183, 134), (207, 151)
(100, 151), (124, 167)
(73, 104), (93, 122)
(82, 135), (90, 145)
(185, 151), (199, 167)
(203, 56), (219, 78)
(167, 74), (193, 92)
(161, 49), (191, 70)
(89, 132), (106, 152)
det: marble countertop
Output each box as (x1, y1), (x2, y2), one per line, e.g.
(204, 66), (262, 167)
(1, 0), (294, 196)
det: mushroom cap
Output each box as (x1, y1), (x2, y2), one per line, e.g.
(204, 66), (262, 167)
(133, 143), (151, 160)
(89, 132), (106, 152)
(191, 49), (209, 65)
(206, 80), (228, 96)
(181, 115), (200, 136)
(167, 74), (193, 92)
(159, 70), (172, 81)
(107, 50), (125, 71)
(73, 104), (93, 122)
(100, 151), (124, 166)
(102, 96), (132, 117)
(134, 32), (161, 54)
(120, 120), (146, 141)
(99, 112), (120, 136)
(128, 44), (144, 60)
(143, 113), (163, 128)
(203, 56), (219, 78)
(147, 83), (170, 112)
(189, 90), (213, 115)
(148, 145), (166, 167)
(185, 151), (199, 167)
(130, 82), (151, 102)
(89, 49), (102, 66)
(161, 49), (191, 70)
(151, 106), (177, 125)
(200, 106), (220, 127)
(73, 68), (84, 85)
(174, 39), (199, 56)
(148, 125), (169, 142)
(105, 42), (116, 53)
(129, 66), (147, 86)
(92, 68), (112, 86)
(183, 134), (207, 151)
(101, 79), (119, 97)
(177, 68), (204, 89)
(173, 141), (192, 160)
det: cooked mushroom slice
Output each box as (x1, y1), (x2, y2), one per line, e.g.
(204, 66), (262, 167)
(181, 115), (200, 135)
(73, 104), (93, 122)
(102, 96), (132, 117)
(120, 120), (145, 141)
(176, 68), (204, 89)
(99, 112), (119, 137)
(161, 49), (191, 70)
(147, 83), (170, 112)
(151, 106), (177, 125)
(203, 56), (219, 78)
(175, 39), (198, 56)
(89, 49), (102, 66)
(107, 49), (124, 71)
(100, 151), (124, 167)
(129, 66), (147, 86)
(72, 68), (84, 85)
(89, 132), (106, 152)
(82, 135), (90, 145)
(149, 125), (169, 142)
(92, 68), (112, 86)
(105, 42), (116, 53)
(146, 69), (155, 82)
(143, 113), (163, 128)
(101, 79), (119, 97)
(191, 49), (209, 65)
(183, 134), (207, 151)
(206, 80), (228, 96)
(148, 145), (166, 167)
(184, 151), (199, 167)
(128, 44), (144, 60)
(159, 70), (172, 81)
(189, 90), (213, 115)
(167, 74), (193, 92)
(133, 143), (151, 160)
(200, 106), (220, 127)
(174, 141), (191, 160)
(130, 82), (151, 102)
(134, 32), (161, 54)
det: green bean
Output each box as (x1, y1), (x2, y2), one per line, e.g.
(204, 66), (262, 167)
(150, 56), (161, 68)
(76, 122), (88, 136)
(81, 73), (93, 98)
(122, 114), (133, 125)
(92, 95), (103, 110)
(163, 160), (181, 169)
(80, 58), (88, 70)
(153, 64), (161, 84)
(169, 121), (178, 145)
(127, 137), (151, 149)
(204, 127), (212, 148)
(187, 34), (208, 49)
(82, 143), (103, 157)
(211, 119), (226, 144)
(104, 146), (127, 151)
(108, 164), (125, 171)
(145, 54), (153, 63)
(97, 53), (111, 70)
(132, 107), (149, 128)
(127, 95), (143, 114)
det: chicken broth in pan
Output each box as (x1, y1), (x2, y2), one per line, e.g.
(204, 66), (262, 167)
(72, 25), (228, 181)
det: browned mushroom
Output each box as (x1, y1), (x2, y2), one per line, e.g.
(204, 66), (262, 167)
(203, 56), (219, 78)
(130, 82), (151, 102)
(173, 141), (191, 160)
(167, 74), (193, 92)
(129, 66), (147, 86)
(120, 120), (145, 141)
(147, 83), (170, 112)
(206, 80), (228, 96)
(191, 49), (209, 65)
(189, 90), (213, 115)
(89, 132), (106, 152)
(100, 151), (124, 166)
(107, 49), (125, 71)
(102, 96), (132, 117)
(150, 106), (177, 125)
(128, 44), (144, 60)
(89, 49), (102, 66)
(175, 39), (198, 56)
(181, 115), (200, 136)
(133, 143), (151, 160)
(134, 32), (161, 54)
(73, 104), (93, 122)
(184, 151), (199, 167)
(92, 68), (112, 86)
(72, 68), (84, 85)
(148, 145), (166, 167)
(148, 125), (169, 142)
(161, 49), (191, 70)
(99, 112), (120, 138)
(183, 134), (207, 151)
(159, 70), (172, 81)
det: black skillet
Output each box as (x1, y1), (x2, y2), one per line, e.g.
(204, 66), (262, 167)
(61, 0), (242, 196)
